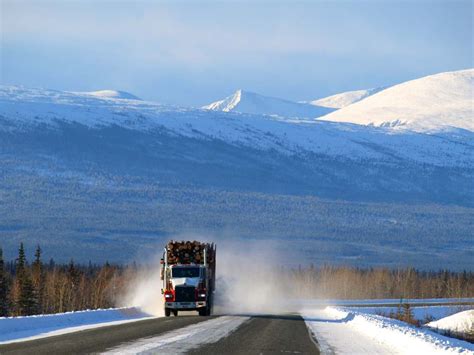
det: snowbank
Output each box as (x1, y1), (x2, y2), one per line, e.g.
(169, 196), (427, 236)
(427, 310), (474, 335)
(302, 307), (474, 354)
(0, 307), (153, 344)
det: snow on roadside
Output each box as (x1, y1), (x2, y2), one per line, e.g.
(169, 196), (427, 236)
(297, 297), (474, 307)
(303, 307), (400, 354)
(427, 310), (474, 335)
(102, 315), (249, 354)
(302, 307), (474, 354)
(346, 305), (472, 322)
(0, 307), (154, 344)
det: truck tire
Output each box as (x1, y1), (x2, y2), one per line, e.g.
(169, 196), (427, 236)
(207, 295), (213, 316)
(165, 308), (171, 317)
(198, 308), (207, 316)
(172, 309), (178, 317)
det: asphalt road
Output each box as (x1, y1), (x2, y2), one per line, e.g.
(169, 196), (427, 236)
(0, 314), (320, 354)
(189, 314), (320, 355)
(0, 316), (211, 355)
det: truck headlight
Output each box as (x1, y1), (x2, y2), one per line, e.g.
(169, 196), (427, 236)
(165, 293), (173, 299)
(199, 293), (206, 298)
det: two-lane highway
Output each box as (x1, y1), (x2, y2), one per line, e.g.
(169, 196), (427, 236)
(0, 314), (320, 354)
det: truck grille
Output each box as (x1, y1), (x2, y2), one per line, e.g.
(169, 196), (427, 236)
(175, 286), (195, 302)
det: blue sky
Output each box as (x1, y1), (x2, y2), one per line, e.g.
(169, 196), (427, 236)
(1, 0), (472, 106)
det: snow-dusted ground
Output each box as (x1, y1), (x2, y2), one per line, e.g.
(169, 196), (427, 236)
(103, 316), (249, 354)
(302, 307), (474, 354)
(0, 307), (153, 344)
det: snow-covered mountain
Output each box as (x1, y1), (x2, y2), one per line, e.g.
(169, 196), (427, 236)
(321, 69), (473, 132)
(1, 85), (471, 169)
(308, 87), (386, 109)
(0, 83), (472, 205)
(72, 90), (141, 100)
(203, 89), (334, 118)
(1, 82), (473, 265)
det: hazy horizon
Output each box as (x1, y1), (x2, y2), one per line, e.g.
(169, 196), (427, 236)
(1, 0), (472, 106)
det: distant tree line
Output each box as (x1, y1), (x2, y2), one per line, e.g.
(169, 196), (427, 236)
(288, 264), (474, 299)
(0, 244), (126, 316)
(0, 244), (473, 317)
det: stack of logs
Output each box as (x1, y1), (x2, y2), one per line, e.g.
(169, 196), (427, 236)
(166, 240), (215, 265)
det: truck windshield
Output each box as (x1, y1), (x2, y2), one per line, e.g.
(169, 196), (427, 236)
(172, 267), (200, 278)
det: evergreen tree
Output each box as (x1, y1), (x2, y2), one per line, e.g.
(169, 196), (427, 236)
(0, 248), (9, 316)
(67, 259), (80, 311)
(32, 245), (44, 314)
(48, 258), (55, 270)
(402, 303), (416, 325)
(17, 243), (26, 271)
(15, 243), (38, 316)
(87, 260), (94, 276)
(395, 301), (403, 320)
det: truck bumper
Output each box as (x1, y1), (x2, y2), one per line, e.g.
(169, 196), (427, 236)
(165, 301), (206, 310)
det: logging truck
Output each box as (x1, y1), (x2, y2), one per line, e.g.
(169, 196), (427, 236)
(160, 240), (216, 317)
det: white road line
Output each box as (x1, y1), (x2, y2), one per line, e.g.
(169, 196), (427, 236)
(102, 316), (250, 355)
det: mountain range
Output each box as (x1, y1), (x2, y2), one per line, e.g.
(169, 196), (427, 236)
(0, 69), (472, 267)
(203, 69), (473, 133)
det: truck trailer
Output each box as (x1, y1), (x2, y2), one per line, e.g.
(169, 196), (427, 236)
(161, 240), (216, 316)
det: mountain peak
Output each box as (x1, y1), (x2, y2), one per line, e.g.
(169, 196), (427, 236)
(203, 89), (335, 118)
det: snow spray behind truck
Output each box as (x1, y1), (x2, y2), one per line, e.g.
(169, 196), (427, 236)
(161, 241), (216, 316)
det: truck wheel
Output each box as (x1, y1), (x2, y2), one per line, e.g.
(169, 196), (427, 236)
(206, 296), (213, 316)
(172, 309), (178, 317)
(165, 308), (171, 317)
(198, 308), (207, 316)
